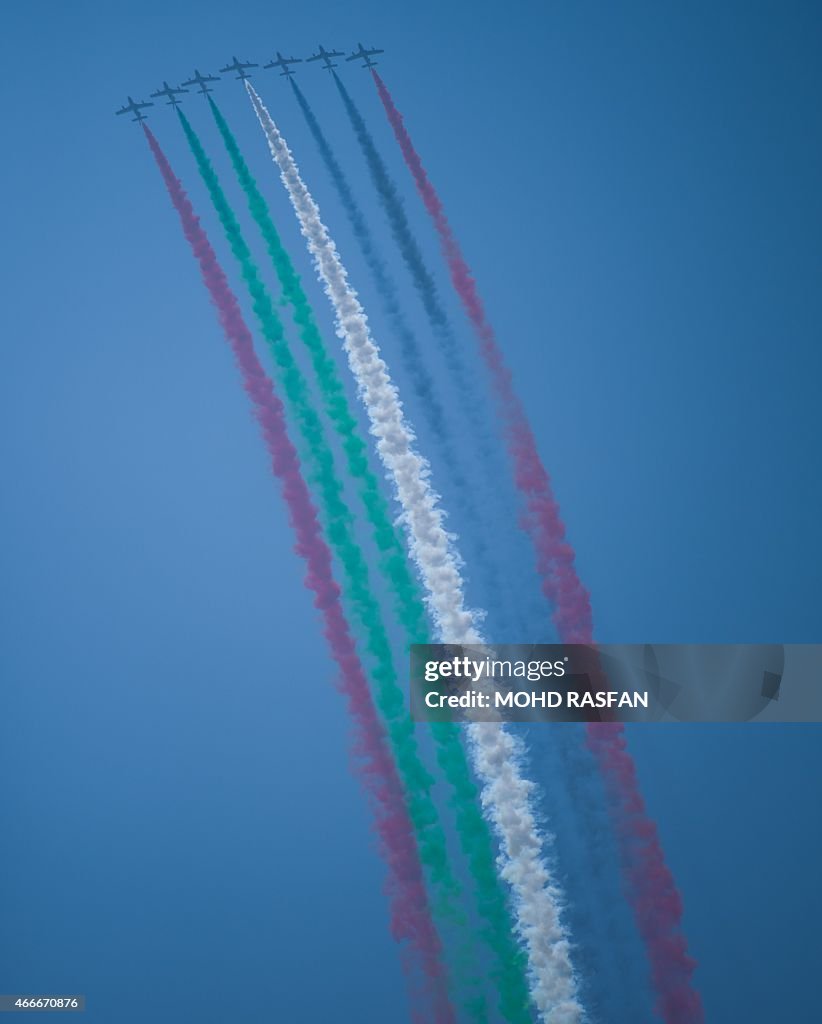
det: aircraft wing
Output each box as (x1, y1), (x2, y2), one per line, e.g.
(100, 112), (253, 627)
(306, 53), (323, 62)
(345, 52), (360, 61)
(115, 106), (129, 116)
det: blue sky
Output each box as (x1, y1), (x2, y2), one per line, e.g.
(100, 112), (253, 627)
(2, 1), (821, 1021)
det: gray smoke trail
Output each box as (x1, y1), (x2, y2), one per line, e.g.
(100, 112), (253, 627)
(246, 81), (584, 1024)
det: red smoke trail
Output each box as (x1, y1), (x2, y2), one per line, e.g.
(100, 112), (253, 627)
(143, 124), (455, 1024)
(371, 76), (704, 1022)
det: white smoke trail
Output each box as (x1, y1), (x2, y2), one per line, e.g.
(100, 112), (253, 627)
(246, 82), (582, 1024)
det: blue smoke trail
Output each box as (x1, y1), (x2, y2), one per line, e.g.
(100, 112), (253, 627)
(529, 723), (656, 1023)
(290, 78), (449, 443)
(327, 73), (525, 635)
(332, 76), (466, 379)
(293, 77), (517, 631)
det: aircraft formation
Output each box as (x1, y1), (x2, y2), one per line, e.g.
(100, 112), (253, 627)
(115, 43), (384, 122)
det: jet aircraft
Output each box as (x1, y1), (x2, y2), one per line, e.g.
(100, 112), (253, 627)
(219, 56), (258, 80)
(150, 81), (189, 106)
(181, 69), (221, 95)
(346, 42), (384, 68)
(306, 44), (344, 70)
(264, 51), (302, 77)
(115, 96), (153, 122)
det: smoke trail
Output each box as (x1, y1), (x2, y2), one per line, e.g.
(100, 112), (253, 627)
(205, 95), (428, 647)
(290, 78), (449, 445)
(292, 78), (520, 638)
(176, 108), (466, 942)
(247, 82), (583, 1024)
(528, 725), (617, 1019)
(372, 72), (704, 1022)
(209, 90), (529, 1023)
(370, 69), (591, 643)
(142, 122), (454, 1024)
(332, 74), (502, 469)
(587, 725), (703, 1023)
(202, 100), (508, 1018)
(331, 73), (461, 379)
(330, 71), (534, 640)
(531, 725), (654, 1024)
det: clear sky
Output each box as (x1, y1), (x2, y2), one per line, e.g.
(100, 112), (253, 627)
(1, 1), (821, 1022)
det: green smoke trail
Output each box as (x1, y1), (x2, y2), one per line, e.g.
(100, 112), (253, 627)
(176, 105), (466, 933)
(209, 103), (533, 1023)
(207, 98), (427, 644)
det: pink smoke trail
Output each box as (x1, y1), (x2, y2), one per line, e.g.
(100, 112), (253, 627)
(371, 75), (704, 1022)
(143, 123), (455, 1024)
